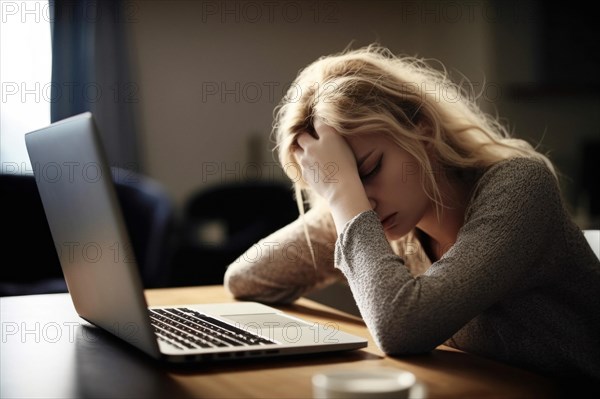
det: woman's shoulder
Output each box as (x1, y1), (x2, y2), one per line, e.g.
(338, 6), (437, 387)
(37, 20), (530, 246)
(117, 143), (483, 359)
(483, 156), (555, 181)
(475, 157), (557, 195)
(467, 157), (561, 218)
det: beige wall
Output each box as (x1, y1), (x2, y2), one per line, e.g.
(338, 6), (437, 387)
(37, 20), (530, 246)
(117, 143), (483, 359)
(128, 0), (493, 208)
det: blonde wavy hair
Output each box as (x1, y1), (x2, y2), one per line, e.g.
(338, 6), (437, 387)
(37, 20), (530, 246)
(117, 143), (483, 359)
(273, 44), (554, 218)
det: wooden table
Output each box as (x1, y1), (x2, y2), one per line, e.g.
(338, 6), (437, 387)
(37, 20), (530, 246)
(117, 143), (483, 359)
(1, 285), (559, 398)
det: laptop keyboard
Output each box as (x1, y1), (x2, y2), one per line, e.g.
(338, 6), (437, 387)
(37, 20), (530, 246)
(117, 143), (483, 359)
(149, 308), (275, 350)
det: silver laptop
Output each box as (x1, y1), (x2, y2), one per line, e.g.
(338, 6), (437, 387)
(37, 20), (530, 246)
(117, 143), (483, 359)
(24, 112), (367, 363)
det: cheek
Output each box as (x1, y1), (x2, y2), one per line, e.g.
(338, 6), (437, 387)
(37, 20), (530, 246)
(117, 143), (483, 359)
(391, 166), (427, 207)
(386, 167), (429, 228)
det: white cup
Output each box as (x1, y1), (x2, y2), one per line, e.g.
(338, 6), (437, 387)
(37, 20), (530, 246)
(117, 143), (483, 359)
(312, 368), (420, 399)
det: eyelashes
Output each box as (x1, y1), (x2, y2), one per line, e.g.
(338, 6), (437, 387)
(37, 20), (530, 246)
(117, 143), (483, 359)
(360, 154), (383, 181)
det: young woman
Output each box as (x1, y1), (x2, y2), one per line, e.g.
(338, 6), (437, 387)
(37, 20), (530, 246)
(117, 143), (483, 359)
(224, 45), (600, 382)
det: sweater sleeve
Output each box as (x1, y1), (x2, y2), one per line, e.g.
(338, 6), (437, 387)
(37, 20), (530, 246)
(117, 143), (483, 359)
(224, 207), (343, 304)
(334, 158), (560, 355)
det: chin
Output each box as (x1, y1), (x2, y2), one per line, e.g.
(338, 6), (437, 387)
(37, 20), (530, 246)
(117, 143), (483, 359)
(385, 232), (402, 241)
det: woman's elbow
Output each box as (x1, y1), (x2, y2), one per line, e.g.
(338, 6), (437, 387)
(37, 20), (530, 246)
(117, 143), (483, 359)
(223, 266), (249, 299)
(223, 266), (304, 304)
(371, 323), (439, 356)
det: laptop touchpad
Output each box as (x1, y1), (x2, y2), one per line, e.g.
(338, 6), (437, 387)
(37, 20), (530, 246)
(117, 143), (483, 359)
(222, 313), (312, 329)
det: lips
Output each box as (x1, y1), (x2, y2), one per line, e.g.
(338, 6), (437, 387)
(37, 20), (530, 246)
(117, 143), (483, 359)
(380, 213), (397, 230)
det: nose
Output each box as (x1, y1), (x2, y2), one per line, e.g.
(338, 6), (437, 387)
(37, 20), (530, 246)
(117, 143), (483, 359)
(368, 197), (377, 210)
(365, 185), (377, 211)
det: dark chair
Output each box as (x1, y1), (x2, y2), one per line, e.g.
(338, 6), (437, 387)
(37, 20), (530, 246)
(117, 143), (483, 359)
(170, 181), (299, 286)
(0, 169), (175, 296)
(112, 168), (176, 288)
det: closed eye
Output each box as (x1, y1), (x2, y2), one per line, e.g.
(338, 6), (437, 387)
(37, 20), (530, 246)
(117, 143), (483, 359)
(360, 155), (383, 181)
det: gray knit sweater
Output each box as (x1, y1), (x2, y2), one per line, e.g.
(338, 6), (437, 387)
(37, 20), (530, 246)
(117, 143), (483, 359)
(225, 158), (600, 381)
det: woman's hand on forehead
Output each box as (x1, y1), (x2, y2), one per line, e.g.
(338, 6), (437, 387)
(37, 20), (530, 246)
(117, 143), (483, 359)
(293, 121), (371, 233)
(294, 122), (357, 201)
